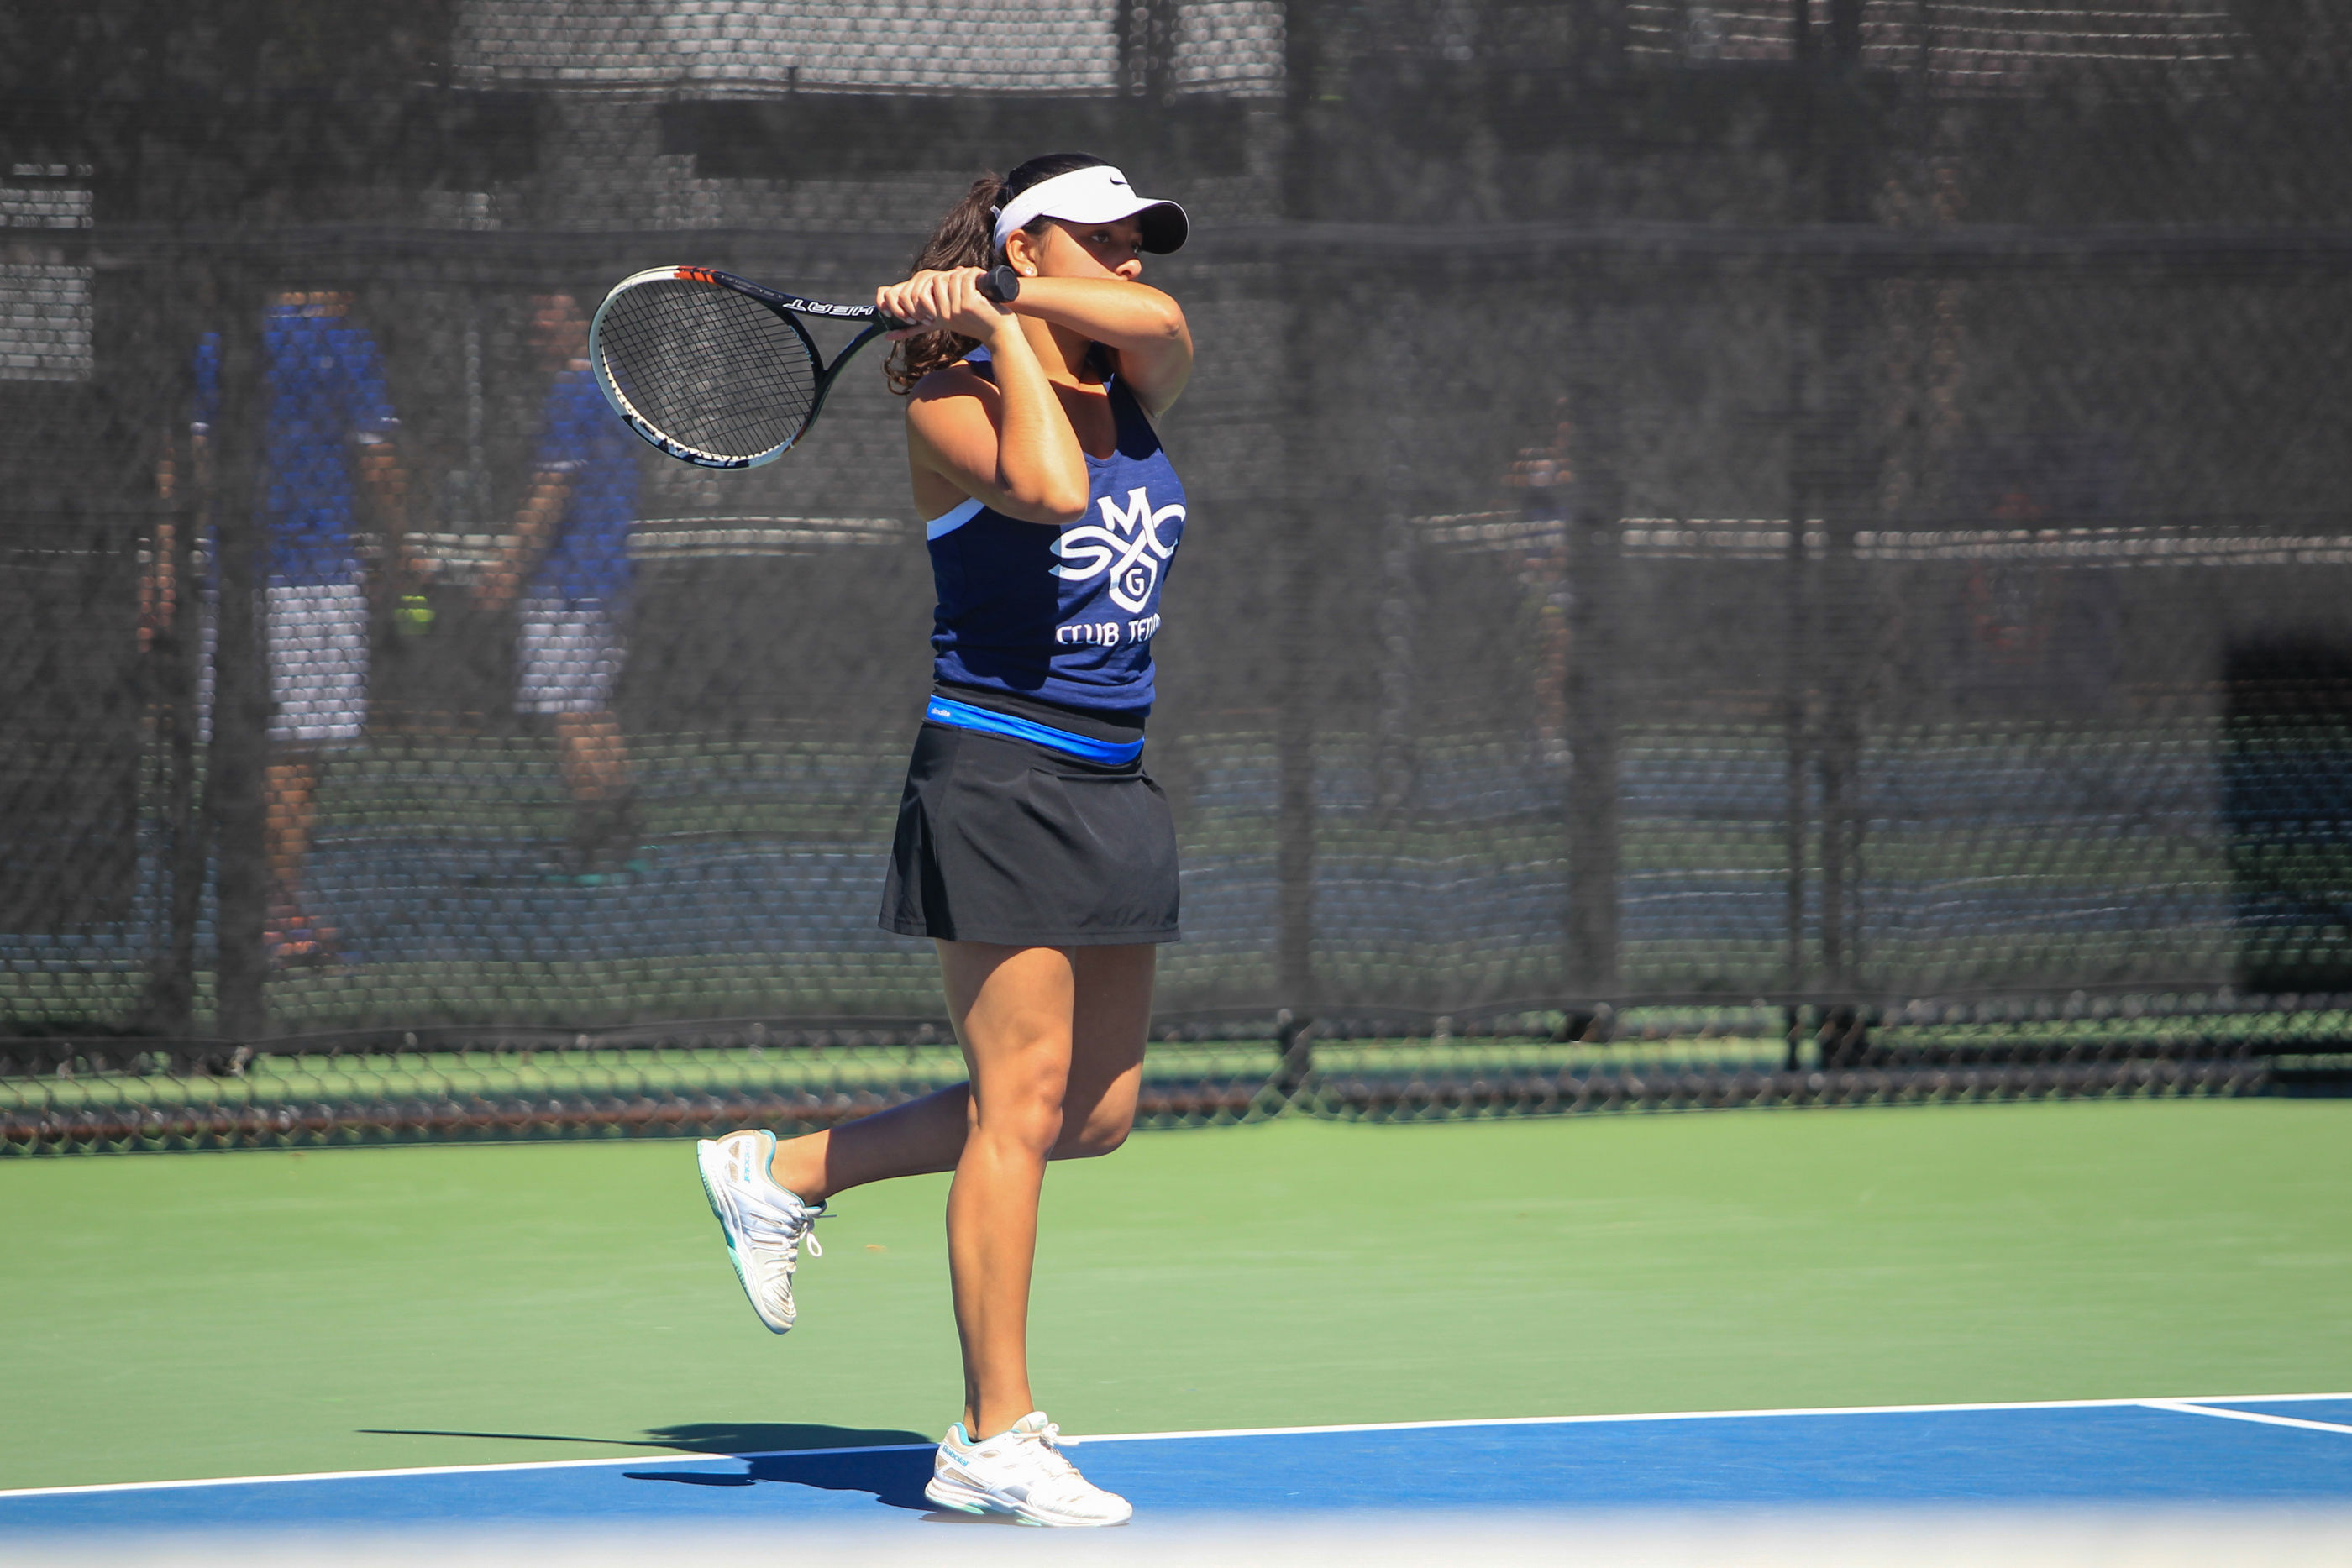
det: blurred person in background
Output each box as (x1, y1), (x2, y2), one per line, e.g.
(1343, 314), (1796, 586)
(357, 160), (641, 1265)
(477, 292), (645, 878)
(1504, 403), (1573, 769)
(155, 296), (423, 966)
(255, 292), (420, 964)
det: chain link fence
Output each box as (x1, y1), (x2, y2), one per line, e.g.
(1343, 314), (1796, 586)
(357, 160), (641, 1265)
(5, 1), (2350, 1149)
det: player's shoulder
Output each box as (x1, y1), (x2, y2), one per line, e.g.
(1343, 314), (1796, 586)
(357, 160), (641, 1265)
(906, 362), (1000, 427)
(909, 361), (996, 402)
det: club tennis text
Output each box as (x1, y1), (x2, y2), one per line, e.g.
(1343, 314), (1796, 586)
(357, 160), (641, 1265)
(1056, 614), (1160, 648)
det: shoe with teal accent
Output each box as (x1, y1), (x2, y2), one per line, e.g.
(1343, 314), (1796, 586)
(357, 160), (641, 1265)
(924, 1412), (1131, 1526)
(695, 1130), (824, 1333)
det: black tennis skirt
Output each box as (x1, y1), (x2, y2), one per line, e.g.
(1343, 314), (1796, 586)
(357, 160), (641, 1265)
(879, 718), (1182, 947)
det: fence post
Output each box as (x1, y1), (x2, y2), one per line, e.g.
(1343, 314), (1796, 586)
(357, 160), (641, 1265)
(139, 364), (206, 1040)
(1275, 507), (1320, 1023)
(1273, 1007), (1314, 1103)
(1273, 0), (1323, 1046)
(1566, 299), (1623, 998)
(1116, 0), (1178, 102)
(207, 275), (269, 1041)
(1793, 0), (1874, 994)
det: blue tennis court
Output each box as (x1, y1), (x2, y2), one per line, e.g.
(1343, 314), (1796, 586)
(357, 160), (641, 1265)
(8, 1394), (2346, 1544)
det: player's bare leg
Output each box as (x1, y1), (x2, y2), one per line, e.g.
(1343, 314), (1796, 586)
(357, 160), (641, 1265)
(915, 942), (1151, 1524)
(554, 709), (637, 868)
(554, 709), (628, 799)
(761, 943), (1149, 1204)
(264, 753), (333, 963)
(696, 943), (1147, 1350)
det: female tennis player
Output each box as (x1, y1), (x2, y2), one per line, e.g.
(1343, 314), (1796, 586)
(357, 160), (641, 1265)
(695, 153), (1191, 1528)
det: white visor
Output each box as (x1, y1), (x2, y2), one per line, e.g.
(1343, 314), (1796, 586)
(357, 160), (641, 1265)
(990, 164), (1189, 256)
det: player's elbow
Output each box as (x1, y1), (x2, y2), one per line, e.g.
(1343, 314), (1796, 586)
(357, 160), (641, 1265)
(1117, 288), (1186, 345)
(995, 444), (1092, 523)
(1001, 480), (1090, 526)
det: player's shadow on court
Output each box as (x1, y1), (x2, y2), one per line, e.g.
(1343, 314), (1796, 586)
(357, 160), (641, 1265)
(367, 1422), (1045, 1520)
(364, 1421), (938, 1510)
(618, 1422), (937, 1511)
(625, 1449), (937, 1512)
(362, 1419), (928, 1457)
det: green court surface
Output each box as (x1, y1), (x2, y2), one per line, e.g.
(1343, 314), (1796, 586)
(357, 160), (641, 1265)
(3, 1099), (2346, 1492)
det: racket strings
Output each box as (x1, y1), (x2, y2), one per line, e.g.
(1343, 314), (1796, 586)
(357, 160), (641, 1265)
(597, 281), (820, 462)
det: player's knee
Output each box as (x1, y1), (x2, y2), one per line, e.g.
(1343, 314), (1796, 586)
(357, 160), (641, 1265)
(1072, 1122), (1130, 1159)
(1056, 1104), (1134, 1160)
(974, 1083), (1065, 1156)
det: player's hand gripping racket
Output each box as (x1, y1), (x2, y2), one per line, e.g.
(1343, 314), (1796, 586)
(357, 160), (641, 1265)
(590, 264), (1021, 469)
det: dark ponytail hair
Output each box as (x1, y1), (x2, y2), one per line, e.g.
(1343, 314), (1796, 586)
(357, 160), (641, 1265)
(885, 151), (1110, 394)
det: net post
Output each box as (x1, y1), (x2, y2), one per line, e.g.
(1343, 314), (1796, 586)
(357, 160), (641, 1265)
(206, 269), (270, 1042)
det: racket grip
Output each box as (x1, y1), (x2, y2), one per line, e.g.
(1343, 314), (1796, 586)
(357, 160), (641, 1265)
(978, 265), (1021, 305)
(877, 265), (1021, 333)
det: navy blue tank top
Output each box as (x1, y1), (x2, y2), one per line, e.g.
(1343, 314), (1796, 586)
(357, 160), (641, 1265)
(924, 354), (1185, 717)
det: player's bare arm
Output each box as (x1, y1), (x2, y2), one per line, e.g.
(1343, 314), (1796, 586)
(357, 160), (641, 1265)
(996, 218), (1191, 416)
(480, 469), (575, 612)
(357, 440), (435, 590)
(890, 271), (1089, 525)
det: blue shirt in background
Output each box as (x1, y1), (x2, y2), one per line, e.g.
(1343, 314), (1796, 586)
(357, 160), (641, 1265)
(258, 304), (400, 587)
(524, 364), (642, 610)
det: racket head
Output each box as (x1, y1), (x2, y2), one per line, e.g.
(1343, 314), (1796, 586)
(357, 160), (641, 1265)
(589, 266), (823, 469)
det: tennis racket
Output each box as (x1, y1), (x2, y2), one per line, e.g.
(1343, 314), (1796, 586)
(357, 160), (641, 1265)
(589, 263), (1022, 469)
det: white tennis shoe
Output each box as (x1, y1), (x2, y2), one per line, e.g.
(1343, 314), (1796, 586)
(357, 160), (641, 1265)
(694, 1130), (823, 1334)
(925, 1411), (1132, 1527)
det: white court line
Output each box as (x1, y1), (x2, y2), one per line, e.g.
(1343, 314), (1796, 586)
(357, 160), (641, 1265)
(3, 1392), (2346, 1502)
(2144, 1400), (2352, 1438)
(1070, 1390), (2352, 1445)
(0, 1445), (932, 1501)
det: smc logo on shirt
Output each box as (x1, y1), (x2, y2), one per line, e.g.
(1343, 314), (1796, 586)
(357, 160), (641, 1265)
(1051, 486), (1184, 614)
(926, 359), (1185, 713)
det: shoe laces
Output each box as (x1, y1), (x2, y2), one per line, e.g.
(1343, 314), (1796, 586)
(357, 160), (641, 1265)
(1012, 1419), (1077, 1481)
(740, 1194), (824, 1260)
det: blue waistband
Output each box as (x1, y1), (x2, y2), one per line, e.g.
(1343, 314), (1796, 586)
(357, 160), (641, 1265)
(924, 695), (1145, 766)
